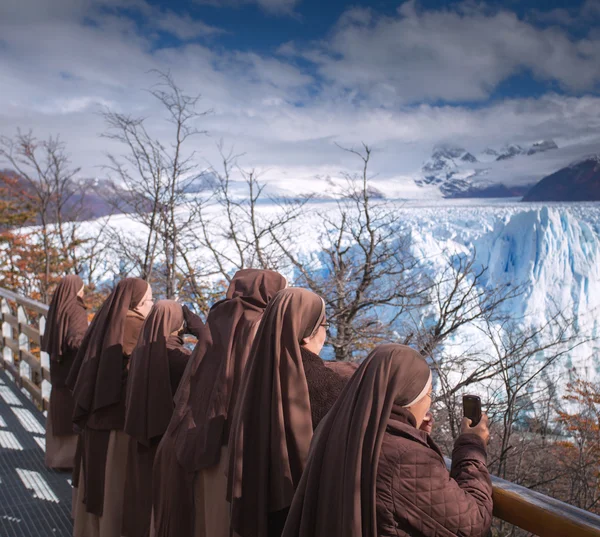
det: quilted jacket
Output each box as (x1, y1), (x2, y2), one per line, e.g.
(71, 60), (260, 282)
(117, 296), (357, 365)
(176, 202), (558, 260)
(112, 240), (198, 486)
(376, 408), (493, 537)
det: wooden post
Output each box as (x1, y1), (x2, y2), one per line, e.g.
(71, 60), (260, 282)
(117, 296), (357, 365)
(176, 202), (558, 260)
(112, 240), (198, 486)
(39, 314), (51, 407)
(17, 305), (32, 389)
(1, 298), (14, 368)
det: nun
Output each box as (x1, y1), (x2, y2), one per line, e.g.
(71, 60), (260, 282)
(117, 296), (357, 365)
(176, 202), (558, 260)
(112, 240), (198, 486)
(227, 287), (352, 537)
(151, 269), (287, 537)
(122, 299), (204, 537)
(67, 277), (153, 537)
(281, 344), (493, 537)
(42, 275), (88, 470)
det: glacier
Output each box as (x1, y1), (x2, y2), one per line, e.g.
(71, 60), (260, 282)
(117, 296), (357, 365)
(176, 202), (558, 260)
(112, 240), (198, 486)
(80, 199), (600, 387)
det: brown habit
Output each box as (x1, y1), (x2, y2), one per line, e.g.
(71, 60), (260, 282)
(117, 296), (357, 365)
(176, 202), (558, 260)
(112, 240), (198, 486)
(151, 269), (287, 537)
(42, 275), (88, 469)
(122, 300), (196, 537)
(281, 344), (493, 537)
(67, 277), (149, 517)
(226, 287), (328, 537)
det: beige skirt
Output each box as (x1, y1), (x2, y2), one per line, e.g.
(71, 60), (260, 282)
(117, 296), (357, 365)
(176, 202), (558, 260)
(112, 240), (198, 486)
(45, 408), (78, 470)
(73, 430), (130, 537)
(193, 446), (230, 537)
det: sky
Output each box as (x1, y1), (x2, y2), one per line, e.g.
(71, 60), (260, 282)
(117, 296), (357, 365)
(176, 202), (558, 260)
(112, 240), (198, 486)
(1, 0), (600, 193)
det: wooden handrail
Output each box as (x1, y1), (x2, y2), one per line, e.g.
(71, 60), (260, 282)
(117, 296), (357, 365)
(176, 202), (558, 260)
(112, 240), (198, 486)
(0, 287), (49, 316)
(0, 287), (49, 410)
(442, 457), (600, 537)
(492, 475), (600, 537)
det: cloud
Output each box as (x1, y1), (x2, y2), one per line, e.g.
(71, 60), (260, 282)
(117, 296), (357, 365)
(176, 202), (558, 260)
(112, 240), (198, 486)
(0, 0), (599, 195)
(290, 1), (600, 105)
(194, 0), (301, 16)
(529, 0), (600, 29)
(142, 9), (225, 40)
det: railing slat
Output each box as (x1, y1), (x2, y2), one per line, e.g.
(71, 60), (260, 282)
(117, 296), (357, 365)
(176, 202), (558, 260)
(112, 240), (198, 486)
(4, 337), (20, 354)
(19, 349), (42, 375)
(21, 375), (44, 407)
(20, 324), (41, 345)
(1, 312), (19, 330)
(3, 360), (20, 383)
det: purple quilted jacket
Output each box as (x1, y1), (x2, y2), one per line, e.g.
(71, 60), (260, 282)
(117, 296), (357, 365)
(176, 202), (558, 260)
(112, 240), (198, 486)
(376, 409), (493, 537)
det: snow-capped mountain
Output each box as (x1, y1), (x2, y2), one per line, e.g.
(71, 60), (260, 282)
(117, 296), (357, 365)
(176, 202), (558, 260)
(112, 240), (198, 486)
(416, 140), (559, 198)
(415, 145), (480, 197)
(523, 155), (600, 202)
(496, 140), (558, 161)
(527, 140), (559, 156)
(480, 148), (499, 161)
(496, 144), (526, 161)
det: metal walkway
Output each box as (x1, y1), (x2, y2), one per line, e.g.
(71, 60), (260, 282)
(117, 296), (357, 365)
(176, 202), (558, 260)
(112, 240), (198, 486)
(0, 370), (72, 537)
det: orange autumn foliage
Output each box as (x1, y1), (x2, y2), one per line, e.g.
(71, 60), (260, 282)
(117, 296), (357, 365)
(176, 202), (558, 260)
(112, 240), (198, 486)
(0, 173), (72, 301)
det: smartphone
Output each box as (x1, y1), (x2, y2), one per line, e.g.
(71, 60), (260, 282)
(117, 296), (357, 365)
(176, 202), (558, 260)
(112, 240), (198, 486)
(462, 395), (482, 426)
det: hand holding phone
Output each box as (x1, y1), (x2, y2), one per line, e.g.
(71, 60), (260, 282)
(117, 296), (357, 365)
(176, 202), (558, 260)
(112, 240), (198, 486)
(462, 394), (482, 426)
(461, 394), (490, 446)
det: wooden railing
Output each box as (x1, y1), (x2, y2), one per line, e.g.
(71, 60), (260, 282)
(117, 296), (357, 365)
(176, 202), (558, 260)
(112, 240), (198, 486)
(446, 455), (600, 536)
(0, 287), (50, 410)
(0, 286), (599, 536)
(491, 473), (600, 537)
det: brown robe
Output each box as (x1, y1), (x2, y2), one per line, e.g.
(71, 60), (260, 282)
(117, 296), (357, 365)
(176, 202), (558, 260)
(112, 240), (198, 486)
(152, 269), (287, 537)
(281, 344), (493, 537)
(227, 287), (351, 537)
(67, 278), (149, 519)
(42, 275), (88, 469)
(122, 301), (203, 537)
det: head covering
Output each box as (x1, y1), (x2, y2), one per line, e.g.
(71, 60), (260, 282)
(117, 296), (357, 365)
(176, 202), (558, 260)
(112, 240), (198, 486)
(124, 300), (186, 446)
(281, 344), (431, 537)
(42, 275), (86, 362)
(67, 277), (149, 428)
(171, 269), (287, 470)
(227, 287), (326, 537)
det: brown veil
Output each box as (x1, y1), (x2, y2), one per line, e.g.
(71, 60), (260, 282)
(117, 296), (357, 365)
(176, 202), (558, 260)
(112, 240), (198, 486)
(171, 268), (287, 470)
(124, 300), (186, 446)
(151, 269), (286, 537)
(42, 275), (87, 363)
(67, 277), (149, 428)
(226, 287), (326, 537)
(281, 344), (431, 537)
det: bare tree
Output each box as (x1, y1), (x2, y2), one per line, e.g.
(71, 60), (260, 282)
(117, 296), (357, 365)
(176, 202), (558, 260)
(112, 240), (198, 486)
(0, 131), (83, 301)
(274, 144), (427, 361)
(481, 309), (584, 480)
(101, 71), (211, 299)
(190, 142), (309, 284)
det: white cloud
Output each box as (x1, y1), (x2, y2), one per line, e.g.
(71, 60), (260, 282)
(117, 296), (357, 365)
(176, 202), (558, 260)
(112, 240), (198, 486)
(292, 0), (600, 105)
(0, 0), (599, 195)
(194, 0), (301, 16)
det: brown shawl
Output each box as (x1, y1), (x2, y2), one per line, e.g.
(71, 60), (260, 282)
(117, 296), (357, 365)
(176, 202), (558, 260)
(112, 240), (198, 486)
(125, 300), (187, 447)
(67, 277), (149, 429)
(151, 331), (212, 537)
(281, 344), (431, 537)
(42, 275), (88, 436)
(227, 287), (326, 537)
(42, 275), (87, 365)
(172, 268), (287, 471)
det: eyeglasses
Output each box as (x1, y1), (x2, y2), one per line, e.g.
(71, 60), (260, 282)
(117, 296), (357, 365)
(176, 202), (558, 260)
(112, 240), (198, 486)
(320, 321), (331, 330)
